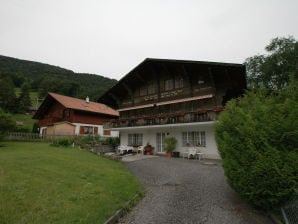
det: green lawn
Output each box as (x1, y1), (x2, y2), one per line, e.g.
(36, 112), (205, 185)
(0, 142), (142, 224)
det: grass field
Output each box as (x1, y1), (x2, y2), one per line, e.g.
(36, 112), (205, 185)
(0, 142), (142, 224)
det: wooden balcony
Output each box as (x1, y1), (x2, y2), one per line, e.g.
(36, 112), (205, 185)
(104, 108), (223, 129)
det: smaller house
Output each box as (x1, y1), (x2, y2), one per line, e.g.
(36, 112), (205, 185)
(33, 92), (119, 137)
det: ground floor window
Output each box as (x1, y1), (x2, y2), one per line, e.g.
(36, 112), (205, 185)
(80, 126), (98, 135)
(128, 133), (143, 146)
(182, 131), (206, 146)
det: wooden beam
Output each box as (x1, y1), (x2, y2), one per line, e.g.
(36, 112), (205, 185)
(181, 65), (190, 80)
(208, 67), (215, 87)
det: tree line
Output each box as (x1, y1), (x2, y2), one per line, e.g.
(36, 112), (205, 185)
(0, 55), (117, 113)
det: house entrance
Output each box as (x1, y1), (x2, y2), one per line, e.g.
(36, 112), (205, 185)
(156, 132), (166, 153)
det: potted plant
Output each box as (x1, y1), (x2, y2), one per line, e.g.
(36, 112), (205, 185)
(144, 142), (154, 155)
(164, 137), (177, 158)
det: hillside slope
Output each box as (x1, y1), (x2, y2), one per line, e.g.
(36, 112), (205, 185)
(0, 55), (117, 100)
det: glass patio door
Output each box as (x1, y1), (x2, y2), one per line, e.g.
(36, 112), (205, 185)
(156, 132), (166, 153)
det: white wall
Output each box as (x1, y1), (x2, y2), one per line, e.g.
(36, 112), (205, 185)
(119, 123), (220, 159)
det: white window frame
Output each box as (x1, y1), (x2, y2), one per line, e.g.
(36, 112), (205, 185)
(182, 131), (206, 146)
(128, 133), (143, 146)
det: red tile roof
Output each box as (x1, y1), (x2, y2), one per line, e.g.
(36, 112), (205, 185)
(48, 92), (119, 116)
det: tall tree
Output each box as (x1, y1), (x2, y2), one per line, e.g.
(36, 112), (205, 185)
(0, 77), (17, 112)
(245, 36), (298, 90)
(17, 82), (32, 113)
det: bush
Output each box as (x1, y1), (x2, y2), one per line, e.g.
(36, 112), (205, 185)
(164, 137), (177, 152)
(215, 87), (298, 210)
(0, 109), (15, 140)
(101, 137), (120, 146)
(51, 138), (73, 147)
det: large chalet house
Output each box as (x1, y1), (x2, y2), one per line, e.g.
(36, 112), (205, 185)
(33, 92), (119, 137)
(99, 58), (246, 159)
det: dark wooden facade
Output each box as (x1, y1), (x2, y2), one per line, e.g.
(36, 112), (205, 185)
(99, 58), (246, 128)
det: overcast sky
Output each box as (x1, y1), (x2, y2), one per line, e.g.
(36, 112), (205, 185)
(0, 0), (297, 80)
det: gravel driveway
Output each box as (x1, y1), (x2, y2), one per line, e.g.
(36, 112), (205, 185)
(119, 157), (273, 224)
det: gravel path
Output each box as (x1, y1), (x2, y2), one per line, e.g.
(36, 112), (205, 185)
(119, 157), (273, 224)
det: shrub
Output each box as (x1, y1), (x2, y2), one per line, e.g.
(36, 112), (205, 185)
(164, 137), (177, 152)
(215, 88), (298, 210)
(51, 138), (73, 147)
(0, 109), (15, 141)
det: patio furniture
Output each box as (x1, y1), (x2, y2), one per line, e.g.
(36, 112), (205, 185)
(195, 149), (204, 160)
(137, 146), (145, 155)
(182, 147), (197, 159)
(117, 145), (133, 155)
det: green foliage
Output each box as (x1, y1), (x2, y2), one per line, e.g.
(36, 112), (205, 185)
(101, 137), (120, 146)
(32, 122), (39, 133)
(245, 36), (297, 90)
(0, 55), (117, 101)
(0, 76), (17, 112)
(17, 82), (32, 113)
(0, 110), (15, 140)
(12, 113), (36, 132)
(51, 137), (74, 147)
(0, 142), (142, 223)
(164, 137), (177, 152)
(215, 84), (298, 210)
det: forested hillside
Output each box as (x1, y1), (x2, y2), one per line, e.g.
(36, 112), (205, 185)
(0, 55), (117, 101)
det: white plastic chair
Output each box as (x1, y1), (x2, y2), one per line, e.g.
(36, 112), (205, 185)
(117, 145), (127, 155)
(186, 147), (197, 159)
(137, 146), (144, 155)
(195, 148), (204, 160)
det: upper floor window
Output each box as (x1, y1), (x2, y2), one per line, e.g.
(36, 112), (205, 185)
(164, 79), (174, 91)
(175, 78), (184, 89)
(148, 83), (156, 95)
(140, 87), (147, 96)
(197, 75), (205, 85)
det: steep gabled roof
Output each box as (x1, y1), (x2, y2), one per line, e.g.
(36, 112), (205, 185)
(33, 92), (119, 119)
(98, 58), (246, 108)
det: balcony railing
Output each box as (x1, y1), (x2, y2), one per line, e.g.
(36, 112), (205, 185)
(104, 108), (223, 129)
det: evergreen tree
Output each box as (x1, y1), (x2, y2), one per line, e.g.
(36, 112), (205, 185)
(0, 109), (15, 141)
(17, 82), (32, 113)
(0, 77), (17, 112)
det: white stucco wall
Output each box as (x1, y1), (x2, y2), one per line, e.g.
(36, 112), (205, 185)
(118, 122), (220, 159)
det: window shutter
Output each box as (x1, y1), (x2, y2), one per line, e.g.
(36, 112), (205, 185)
(94, 127), (98, 134)
(104, 130), (111, 136)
